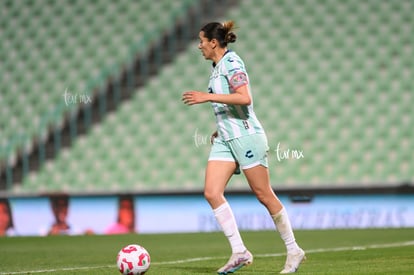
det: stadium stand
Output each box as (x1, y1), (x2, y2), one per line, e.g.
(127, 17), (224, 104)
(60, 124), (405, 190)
(2, 0), (413, 193)
(0, 0), (196, 145)
(0, 0), (201, 189)
(229, 0), (413, 188)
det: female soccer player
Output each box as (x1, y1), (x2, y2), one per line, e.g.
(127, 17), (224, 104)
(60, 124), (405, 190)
(182, 21), (305, 274)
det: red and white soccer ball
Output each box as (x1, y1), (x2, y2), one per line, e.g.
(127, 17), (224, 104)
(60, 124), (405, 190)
(117, 244), (151, 275)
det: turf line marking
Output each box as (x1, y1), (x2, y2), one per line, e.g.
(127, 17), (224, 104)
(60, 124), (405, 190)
(0, 265), (114, 274)
(153, 240), (414, 265)
(254, 240), (414, 259)
(1, 240), (413, 274)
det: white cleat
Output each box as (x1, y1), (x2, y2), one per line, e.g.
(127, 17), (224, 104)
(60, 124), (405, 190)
(217, 250), (253, 274)
(280, 248), (306, 274)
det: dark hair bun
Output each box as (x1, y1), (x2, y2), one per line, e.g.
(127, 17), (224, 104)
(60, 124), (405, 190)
(225, 32), (237, 43)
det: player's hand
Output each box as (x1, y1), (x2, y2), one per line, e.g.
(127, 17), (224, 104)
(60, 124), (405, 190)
(182, 91), (210, 105)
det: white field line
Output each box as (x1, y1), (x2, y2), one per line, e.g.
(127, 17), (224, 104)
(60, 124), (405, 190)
(1, 240), (413, 274)
(156, 240), (414, 265)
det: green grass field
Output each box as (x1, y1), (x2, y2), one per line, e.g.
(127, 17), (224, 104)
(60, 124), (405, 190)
(1, 228), (413, 274)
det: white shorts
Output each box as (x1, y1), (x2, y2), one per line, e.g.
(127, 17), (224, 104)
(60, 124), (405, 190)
(208, 133), (269, 169)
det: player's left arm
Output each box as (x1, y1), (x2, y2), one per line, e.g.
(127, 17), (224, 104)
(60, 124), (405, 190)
(182, 73), (251, 106)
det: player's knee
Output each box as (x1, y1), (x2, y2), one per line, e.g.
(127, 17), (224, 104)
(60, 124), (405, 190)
(203, 189), (215, 202)
(255, 192), (273, 207)
(204, 188), (222, 204)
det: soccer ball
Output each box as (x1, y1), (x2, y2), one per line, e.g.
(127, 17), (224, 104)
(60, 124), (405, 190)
(117, 244), (151, 275)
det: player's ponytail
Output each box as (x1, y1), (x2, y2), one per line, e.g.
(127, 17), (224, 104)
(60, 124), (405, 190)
(223, 21), (237, 44)
(201, 20), (237, 47)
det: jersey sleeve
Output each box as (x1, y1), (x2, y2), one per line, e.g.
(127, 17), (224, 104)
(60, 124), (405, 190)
(224, 56), (249, 91)
(229, 72), (248, 90)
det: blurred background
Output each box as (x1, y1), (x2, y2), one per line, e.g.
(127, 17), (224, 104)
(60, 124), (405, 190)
(0, 0), (413, 236)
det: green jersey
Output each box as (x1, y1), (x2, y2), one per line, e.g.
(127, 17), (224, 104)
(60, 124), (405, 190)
(208, 50), (265, 140)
